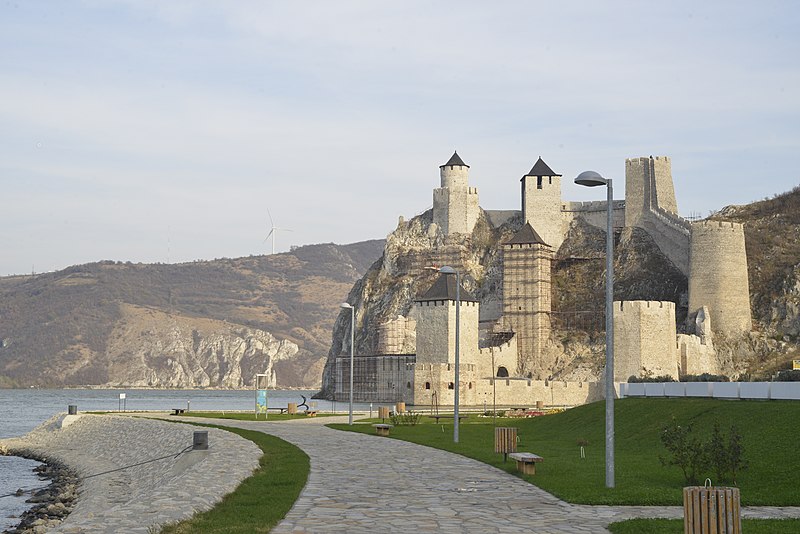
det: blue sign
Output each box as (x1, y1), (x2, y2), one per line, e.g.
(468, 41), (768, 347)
(256, 389), (268, 414)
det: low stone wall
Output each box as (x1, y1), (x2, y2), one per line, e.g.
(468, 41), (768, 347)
(0, 414), (261, 533)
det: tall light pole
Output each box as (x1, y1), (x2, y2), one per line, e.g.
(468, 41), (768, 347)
(340, 302), (355, 425)
(574, 170), (615, 489)
(439, 265), (461, 444)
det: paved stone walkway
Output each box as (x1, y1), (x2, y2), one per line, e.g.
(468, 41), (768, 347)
(181, 415), (794, 534)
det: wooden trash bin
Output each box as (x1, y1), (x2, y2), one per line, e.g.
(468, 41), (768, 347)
(495, 427), (518, 461)
(378, 406), (390, 420)
(536, 400), (544, 410)
(395, 402), (406, 413)
(287, 403), (297, 415)
(683, 485), (741, 534)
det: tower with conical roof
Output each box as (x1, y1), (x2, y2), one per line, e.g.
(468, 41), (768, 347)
(501, 222), (553, 374)
(433, 151), (480, 236)
(521, 157), (564, 251)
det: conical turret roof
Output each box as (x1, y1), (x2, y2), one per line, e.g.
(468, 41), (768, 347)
(440, 151), (469, 168)
(504, 222), (551, 246)
(416, 273), (478, 302)
(525, 157), (560, 177)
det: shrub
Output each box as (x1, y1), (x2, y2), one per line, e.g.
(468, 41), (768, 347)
(776, 369), (800, 382)
(628, 375), (676, 383)
(680, 373), (730, 382)
(389, 411), (421, 426)
(660, 419), (748, 485)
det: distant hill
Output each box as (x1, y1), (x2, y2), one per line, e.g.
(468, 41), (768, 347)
(0, 240), (385, 388)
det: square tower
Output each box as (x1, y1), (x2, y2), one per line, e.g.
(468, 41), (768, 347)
(521, 157), (563, 251)
(501, 222), (553, 372)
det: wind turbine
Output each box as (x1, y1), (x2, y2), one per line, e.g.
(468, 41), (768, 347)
(265, 208), (292, 255)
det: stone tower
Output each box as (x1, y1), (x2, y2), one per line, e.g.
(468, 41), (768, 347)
(433, 151), (480, 236)
(613, 301), (679, 381)
(521, 157), (564, 251)
(624, 156), (678, 226)
(501, 223), (553, 373)
(415, 274), (479, 365)
(413, 273), (479, 406)
(688, 221), (752, 336)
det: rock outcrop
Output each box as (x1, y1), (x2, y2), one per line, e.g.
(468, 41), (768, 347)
(104, 305), (298, 388)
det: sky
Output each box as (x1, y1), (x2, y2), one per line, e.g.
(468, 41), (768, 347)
(1, 1), (798, 276)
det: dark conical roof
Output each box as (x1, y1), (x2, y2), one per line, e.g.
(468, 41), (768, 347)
(440, 151), (469, 168)
(525, 157), (559, 177)
(416, 273), (478, 302)
(504, 222), (551, 246)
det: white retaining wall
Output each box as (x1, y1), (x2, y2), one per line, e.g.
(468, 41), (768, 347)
(620, 382), (800, 400)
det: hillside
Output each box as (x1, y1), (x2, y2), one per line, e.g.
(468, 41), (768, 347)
(0, 240), (384, 388)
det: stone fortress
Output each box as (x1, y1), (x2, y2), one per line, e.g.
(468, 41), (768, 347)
(331, 152), (752, 407)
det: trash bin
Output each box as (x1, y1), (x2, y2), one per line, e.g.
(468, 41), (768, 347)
(68, 405), (77, 415)
(395, 402), (406, 413)
(378, 406), (390, 420)
(495, 427), (518, 461)
(192, 431), (209, 450)
(287, 403), (297, 414)
(683, 484), (741, 533)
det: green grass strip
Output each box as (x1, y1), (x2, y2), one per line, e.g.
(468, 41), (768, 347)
(608, 518), (800, 533)
(159, 423), (309, 534)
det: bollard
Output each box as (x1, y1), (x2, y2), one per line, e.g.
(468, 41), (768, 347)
(68, 405), (78, 415)
(192, 431), (209, 450)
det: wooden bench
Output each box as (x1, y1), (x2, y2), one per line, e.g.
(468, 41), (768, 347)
(171, 408), (186, 415)
(372, 424), (393, 436)
(428, 414), (470, 423)
(509, 452), (543, 475)
(305, 410), (317, 417)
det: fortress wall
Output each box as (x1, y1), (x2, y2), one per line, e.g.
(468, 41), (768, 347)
(563, 200), (626, 231)
(477, 337), (518, 378)
(688, 221), (752, 335)
(522, 174), (564, 250)
(677, 333), (718, 376)
(624, 156), (690, 274)
(474, 378), (603, 407)
(334, 354), (416, 403)
(412, 362), (479, 405)
(640, 210), (690, 274)
(613, 301), (679, 381)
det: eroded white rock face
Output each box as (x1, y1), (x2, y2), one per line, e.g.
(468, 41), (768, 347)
(105, 305), (299, 388)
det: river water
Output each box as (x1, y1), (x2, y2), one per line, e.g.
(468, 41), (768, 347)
(0, 388), (352, 532)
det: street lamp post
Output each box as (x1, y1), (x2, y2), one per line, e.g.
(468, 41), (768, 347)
(574, 170), (615, 489)
(340, 302), (355, 425)
(438, 265), (461, 444)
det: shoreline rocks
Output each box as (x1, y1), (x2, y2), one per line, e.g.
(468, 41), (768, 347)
(1, 458), (79, 534)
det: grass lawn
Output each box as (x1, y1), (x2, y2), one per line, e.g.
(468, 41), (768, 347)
(608, 518), (800, 533)
(159, 423), (309, 534)
(330, 398), (800, 506)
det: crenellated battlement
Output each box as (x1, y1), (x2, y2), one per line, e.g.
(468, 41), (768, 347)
(692, 220), (745, 232)
(615, 300), (676, 313)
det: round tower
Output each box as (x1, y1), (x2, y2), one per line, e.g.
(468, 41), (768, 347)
(688, 221), (751, 336)
(440, 151), (470, 188)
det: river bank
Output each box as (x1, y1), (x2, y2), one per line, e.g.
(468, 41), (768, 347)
(0, 413), (261, 533)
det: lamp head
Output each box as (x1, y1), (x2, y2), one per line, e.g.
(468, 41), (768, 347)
(574, 170), (609, 187)
(438, 265), (457, 275)
(340, 303), (353, 309)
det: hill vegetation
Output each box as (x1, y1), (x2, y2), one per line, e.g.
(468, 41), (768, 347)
(0, 240), (384, 388)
